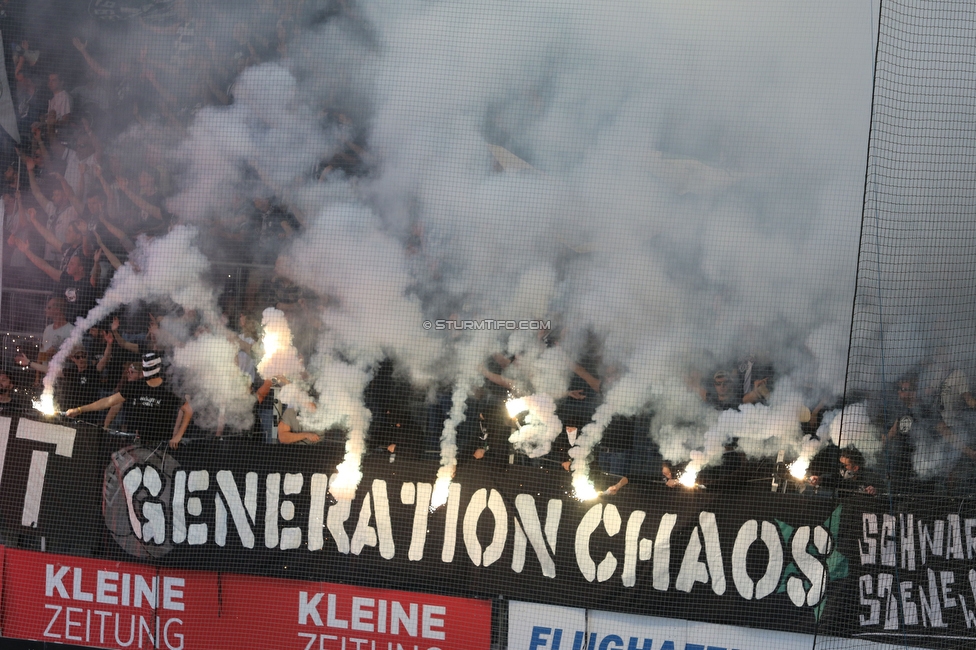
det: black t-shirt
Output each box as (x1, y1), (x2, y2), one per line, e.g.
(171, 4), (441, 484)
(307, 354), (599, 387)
(601, 416), (635, 452)
(0, 393), (27, 417)
(120, 380), (182, 445)
(56, 367), (102, 410)
(138, 191), (166, 222)
(57, 271), (97, 323)
(59, 243), (83, 273)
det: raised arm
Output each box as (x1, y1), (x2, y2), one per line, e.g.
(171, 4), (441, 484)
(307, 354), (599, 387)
(23, 155), (52, 210)
(93, 165), (120, 220)
(110, 317), (140, 354)
(93, 230), (123, 269)
(116, 177), (163, 221)
(72, 38), (111, 79)
(9, 235), (61, 281)
(143, 67), (178, 108)
(480, 365), (515, 391)
(96, 331), (114, 372)
(99, 214), (136, 252)
(90, 248), (103, 287)
(54, 172), (86, 217)
(27, 208), (64, 251)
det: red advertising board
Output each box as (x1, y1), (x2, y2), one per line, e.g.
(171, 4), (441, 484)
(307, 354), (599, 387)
(0, 547), (491, 650)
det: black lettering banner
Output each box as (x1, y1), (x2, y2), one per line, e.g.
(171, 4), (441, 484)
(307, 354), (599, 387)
(1, 415), (973, 646)
(849, 502), (976, 645)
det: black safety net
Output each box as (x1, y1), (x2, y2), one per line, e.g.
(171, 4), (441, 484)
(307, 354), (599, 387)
(0, 1), (971, 649)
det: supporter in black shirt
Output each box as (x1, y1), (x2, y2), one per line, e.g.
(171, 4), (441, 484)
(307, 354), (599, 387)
(365, 360), (425, 459)
(118, 377), (184, 445)
(598, 415), (635, 476)
(65, 351), (192, 449)
(55, 346), (101, 424)
(810, 447), (880, 496)
(56, 254), (98, 323)
(704, 370), (742, 410)
(9, 240), (97, 323)
(0, 370), (27, 417)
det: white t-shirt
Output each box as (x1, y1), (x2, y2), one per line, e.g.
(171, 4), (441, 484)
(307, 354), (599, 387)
(61, 149), (96, 199)
(48, 90), (72, 119)
(940, 369), (971, 425)
(41, 322), (74, 355)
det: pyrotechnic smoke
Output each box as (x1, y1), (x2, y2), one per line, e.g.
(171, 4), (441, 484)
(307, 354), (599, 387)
(301, 354), (373, 500)
(508, 394), (562, 459)
(277, 382), (313, 410)
(52, 1), (890, 475)
(273, 200), (444, 495)
(430, 383), (468, 510)
(678, 381), (810, 480)
(430, 333), (501, 508)
(171, 333), (255, 431)
(41, 227), (224, 408)
(820, 402), (884, 467)
(648, 382), (717, 464)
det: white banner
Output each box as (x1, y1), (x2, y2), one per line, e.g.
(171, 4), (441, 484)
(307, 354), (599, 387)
(0, 31), (19, 143)
(508, 601), (932, 650)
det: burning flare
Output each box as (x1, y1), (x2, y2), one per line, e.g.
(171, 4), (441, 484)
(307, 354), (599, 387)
(678, 466), (699, 488)
(33, 392), (57, 417)
(261, 331), (280, 365)
(573, 475), (600, 501)
(256, 307), (304, 380)
(506, 397), (528, 419)
(329, 458), (362, 500)
(430, 470), (454, 510)
(789, 457), (810, 480)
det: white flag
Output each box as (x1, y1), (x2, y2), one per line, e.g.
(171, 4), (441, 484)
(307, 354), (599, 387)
(0, 31), (20, 144)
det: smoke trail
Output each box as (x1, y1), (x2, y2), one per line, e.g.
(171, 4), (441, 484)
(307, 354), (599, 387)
(42, 227), (223, 409)
(301, 353), (373, 500)
(430, 382), (470, 509)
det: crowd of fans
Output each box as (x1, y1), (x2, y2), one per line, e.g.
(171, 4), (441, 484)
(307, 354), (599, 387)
(0, 1), (360, 438)
(0, 1), (973, 502)
(2, 0), (360, 305)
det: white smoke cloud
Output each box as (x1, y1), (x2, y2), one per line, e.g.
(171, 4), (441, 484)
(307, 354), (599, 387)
(508, 394), (563, 459)
(69, 1), (886, 475)
(171, 333), (255, 431)
(167, 63), (338, 224)
(821, 402), (884, 467)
